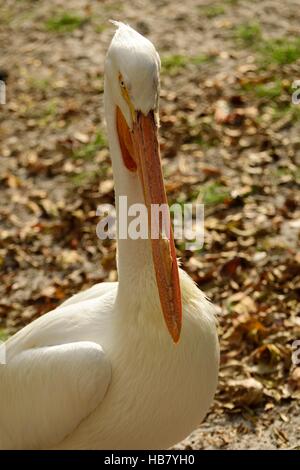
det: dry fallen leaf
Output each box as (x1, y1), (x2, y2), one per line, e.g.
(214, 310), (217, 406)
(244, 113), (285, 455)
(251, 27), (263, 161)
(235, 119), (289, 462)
(226, 378), (264, 406)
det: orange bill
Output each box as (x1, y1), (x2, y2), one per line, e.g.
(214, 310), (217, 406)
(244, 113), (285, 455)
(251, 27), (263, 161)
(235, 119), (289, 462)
(116, 107), (182, 342)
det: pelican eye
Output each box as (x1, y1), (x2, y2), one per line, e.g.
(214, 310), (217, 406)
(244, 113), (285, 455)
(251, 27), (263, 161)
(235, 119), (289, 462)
(119, 73), (127, 91)
(118, 73), (136, 123)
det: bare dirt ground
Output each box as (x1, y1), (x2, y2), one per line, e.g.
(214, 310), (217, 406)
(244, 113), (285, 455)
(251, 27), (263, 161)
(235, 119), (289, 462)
(0, 0), (300, 449)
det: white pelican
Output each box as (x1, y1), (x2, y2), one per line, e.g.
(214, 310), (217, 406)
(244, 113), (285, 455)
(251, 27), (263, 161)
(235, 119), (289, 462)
(0, 22), (219, 450)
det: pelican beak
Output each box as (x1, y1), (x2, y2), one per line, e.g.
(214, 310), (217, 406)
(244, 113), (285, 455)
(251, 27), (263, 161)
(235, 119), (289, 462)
(116, 107), (182, 343)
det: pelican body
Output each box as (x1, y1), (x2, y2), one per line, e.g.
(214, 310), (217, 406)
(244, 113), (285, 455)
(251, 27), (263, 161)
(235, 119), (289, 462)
(0, 22), (219, 450)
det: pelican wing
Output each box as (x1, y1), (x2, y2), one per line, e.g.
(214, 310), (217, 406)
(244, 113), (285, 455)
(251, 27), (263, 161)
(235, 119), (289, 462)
(58, 282), (117, 309)
(0, 341), (111, 449)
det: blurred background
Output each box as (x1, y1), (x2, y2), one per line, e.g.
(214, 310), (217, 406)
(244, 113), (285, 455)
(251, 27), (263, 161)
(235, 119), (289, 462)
(0, 0), (299, 449)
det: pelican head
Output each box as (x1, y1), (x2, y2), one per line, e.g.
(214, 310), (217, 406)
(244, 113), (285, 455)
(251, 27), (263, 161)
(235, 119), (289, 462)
(105, 22), (182, 343)
(105, 21), (160, 126)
